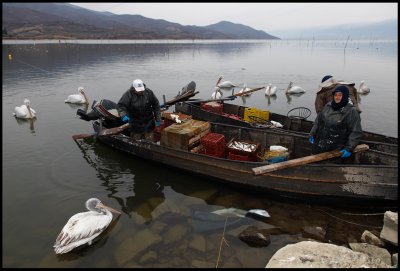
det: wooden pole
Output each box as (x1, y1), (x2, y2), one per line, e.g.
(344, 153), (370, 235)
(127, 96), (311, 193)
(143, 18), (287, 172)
(252, 144), (369, 175)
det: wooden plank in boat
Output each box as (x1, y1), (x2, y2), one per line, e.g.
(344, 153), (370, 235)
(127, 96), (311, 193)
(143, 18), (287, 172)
(252, 144), (369, 175)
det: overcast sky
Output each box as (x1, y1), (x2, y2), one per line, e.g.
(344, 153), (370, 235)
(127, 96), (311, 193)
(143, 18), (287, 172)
(70, 3), (397, 35)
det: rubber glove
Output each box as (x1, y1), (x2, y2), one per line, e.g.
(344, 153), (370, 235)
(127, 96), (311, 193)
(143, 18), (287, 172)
(340, 149), (351, 158)
(155, 121), (161, 127)
(122, 115), (130, 123)
(309, 137), (314, 144)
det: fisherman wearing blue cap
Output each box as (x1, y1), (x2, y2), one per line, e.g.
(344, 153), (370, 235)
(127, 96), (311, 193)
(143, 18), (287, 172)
(315, 75), (360, 114)
(309, 85), (363, 158)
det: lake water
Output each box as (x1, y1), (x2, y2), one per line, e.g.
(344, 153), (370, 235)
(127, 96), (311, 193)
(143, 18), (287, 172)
(2, 39), (397, 267)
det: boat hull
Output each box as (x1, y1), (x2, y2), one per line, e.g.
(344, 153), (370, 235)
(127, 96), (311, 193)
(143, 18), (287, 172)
(93, 121), (397, 209)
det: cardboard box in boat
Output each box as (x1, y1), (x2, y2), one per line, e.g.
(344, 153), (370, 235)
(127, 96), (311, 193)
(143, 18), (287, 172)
(161, 112), (192, 127)
(161, 119), (210, 150)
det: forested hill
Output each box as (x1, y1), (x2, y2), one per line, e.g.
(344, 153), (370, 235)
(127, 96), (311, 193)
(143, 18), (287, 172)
(2, 3), (279, 40)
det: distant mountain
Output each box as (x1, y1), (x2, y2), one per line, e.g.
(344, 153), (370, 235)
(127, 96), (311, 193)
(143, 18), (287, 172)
(205, 21), (279, 39)
(273, 19), (397, 40)
(2, 3), (279, 40)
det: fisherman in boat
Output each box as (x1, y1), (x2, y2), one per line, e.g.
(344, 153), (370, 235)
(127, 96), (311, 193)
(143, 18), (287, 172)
(315, 75), (361, 114)
(117, 79), (162, 141)
(309, 85), (363, 158)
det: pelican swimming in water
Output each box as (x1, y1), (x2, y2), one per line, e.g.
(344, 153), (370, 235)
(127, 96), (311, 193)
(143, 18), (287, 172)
(65, 87), (89, 104)
(211, 87), (223, 99)
(285, 81), (306, 94)
(211, 75), (224, 99)
(238, 84), (252, 96)
(13, 98), (36, 119)
(265, 83), (278, 97)
(358, 80), (370, 94)
(216, 75), (239, 90)
(53, 198), (121, 254)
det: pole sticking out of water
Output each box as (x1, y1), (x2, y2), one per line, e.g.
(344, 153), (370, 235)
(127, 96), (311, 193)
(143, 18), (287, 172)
(344, 35), (350, 51)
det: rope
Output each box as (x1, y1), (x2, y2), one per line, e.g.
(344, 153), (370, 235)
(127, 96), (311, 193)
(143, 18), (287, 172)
(216, 216), (230, 268)
(311, 207), (383, 229)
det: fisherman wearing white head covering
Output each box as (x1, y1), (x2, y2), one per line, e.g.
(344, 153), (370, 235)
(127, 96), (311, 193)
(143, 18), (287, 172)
(117, 79), (161, 141)
(315, 75), (361, 114)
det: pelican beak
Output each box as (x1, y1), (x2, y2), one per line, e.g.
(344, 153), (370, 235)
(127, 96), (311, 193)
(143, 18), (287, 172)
(97, 203), (122, 215)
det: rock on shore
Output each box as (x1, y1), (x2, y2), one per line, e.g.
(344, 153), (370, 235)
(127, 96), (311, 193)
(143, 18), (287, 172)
(265, 241), (391, 268)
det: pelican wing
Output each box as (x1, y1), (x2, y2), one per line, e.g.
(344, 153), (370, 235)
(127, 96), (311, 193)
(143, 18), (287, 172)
(65, 94), (84, 104)
(14, 106), (28, 118)
(288, 86), (306, 94)
(54, 210), (112, 254)
(218, 81), (237, 88)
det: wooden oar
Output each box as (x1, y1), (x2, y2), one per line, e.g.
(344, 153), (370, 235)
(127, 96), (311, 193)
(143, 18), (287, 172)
(72, 123), (130, 140)
(186, 96), (237, 104)
(252, 144), (369, 175)
(229, 86), (265, 98)
(160, 90), (199, 109)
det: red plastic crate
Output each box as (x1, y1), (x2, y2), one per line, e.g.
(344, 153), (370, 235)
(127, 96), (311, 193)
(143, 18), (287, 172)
(201, 133), (226, 156)
(227, 140), (260, 162)
(228, 152), (249, 161)
(221, 113), (242, 120)
(200, 102), (223, 114)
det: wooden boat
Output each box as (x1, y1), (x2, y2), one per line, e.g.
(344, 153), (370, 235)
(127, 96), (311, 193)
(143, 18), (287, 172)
(75, 116), (398, 210)
(174, 101), (398, 155)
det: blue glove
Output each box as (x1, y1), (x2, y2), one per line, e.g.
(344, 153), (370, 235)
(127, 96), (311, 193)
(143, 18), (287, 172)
(155, 121), (161, 127)
(340, 149), (351, 158)
(309, 137), (314, 144)
(122, 115), (130, 123)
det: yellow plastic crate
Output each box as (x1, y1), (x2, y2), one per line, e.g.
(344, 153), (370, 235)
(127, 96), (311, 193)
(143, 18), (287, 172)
(259, 110), (270, 121)
(243, 107), (269, 123)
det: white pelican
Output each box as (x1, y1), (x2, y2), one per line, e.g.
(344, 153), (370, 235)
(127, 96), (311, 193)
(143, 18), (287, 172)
(65, 87), (89, 104)
(13, 99), (36, 119)
(53, 198), (121, 254)
(285, 81), (306, 94)
(211, 87), (223, 99)
(239, 84), (252, 96)
(216, 75), (238, 89)
(265, 83), (278, 96)
(358, 80), (370, 94)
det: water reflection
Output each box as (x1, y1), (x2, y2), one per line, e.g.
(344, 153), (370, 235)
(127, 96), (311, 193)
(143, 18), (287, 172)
(65, 102), (89, 113)
(3, 43), (264, 76)
(73, 138), (166, 221)
(73, 138), (229, 224)
(15, 117), (36, 134)
(284, 92), (305, 104)
(265, 94), (277, 106)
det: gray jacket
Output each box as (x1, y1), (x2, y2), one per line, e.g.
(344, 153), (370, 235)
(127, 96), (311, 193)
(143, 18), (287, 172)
(310, 102), (363, 153)
(117, 87), (161, 133)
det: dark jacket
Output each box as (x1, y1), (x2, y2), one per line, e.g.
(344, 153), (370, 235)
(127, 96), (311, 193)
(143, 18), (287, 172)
(117, 87), (161, 133)
(315, 83), (360, 114)
(310, 102), (363, 154)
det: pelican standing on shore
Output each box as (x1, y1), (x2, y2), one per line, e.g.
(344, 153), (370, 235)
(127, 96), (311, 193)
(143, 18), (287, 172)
(53, 198), (121, 254)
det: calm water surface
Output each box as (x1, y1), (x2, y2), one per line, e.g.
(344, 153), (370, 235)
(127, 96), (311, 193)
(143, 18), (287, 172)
(2, 40), (397, 267)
